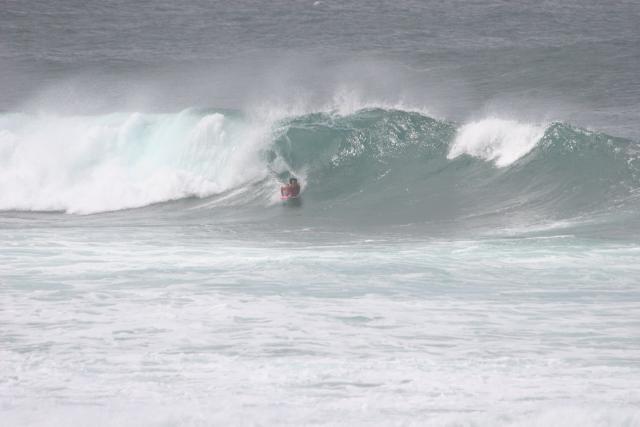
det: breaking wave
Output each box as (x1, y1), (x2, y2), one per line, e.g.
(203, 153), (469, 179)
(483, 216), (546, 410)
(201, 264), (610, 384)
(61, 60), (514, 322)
(1, 107), (638, 228)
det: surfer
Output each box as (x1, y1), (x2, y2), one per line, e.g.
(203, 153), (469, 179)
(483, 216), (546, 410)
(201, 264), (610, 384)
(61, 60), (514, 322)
(281, 177), (301, 198)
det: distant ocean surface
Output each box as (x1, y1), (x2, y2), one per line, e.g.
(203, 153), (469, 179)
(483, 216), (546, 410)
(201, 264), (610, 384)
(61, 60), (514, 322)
(1, 1), (639, 426)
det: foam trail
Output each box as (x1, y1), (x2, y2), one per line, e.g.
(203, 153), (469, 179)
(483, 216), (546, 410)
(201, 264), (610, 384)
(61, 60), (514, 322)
(447, 118), (546, 167)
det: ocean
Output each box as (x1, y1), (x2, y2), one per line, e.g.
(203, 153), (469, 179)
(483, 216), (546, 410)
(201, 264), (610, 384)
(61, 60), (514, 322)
(1, 1), (639, 425)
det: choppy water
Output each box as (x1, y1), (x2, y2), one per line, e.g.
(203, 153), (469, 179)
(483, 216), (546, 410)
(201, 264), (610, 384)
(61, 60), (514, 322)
(1, 1), (640, 426)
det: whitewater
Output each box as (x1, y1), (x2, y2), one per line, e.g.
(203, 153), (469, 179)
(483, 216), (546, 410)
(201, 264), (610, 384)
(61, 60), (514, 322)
(2, 0), (640, 426)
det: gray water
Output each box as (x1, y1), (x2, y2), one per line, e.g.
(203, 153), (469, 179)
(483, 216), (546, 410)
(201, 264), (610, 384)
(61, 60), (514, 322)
(1, 1), (640, 426)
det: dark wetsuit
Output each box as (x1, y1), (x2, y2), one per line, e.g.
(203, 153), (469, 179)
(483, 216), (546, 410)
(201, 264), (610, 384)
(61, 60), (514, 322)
(289, 183), (300, 197)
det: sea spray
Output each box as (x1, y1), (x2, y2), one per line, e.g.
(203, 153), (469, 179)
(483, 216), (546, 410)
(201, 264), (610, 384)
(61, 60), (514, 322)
(447, 118), (546, 167)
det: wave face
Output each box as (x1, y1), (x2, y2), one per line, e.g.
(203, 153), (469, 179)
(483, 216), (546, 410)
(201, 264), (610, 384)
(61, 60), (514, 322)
(1, 108), (639, 230)
(268, 109), (640, 229)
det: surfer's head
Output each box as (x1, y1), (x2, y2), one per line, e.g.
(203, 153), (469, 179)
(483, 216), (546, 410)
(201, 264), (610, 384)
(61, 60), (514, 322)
(289, 177), (297, 184)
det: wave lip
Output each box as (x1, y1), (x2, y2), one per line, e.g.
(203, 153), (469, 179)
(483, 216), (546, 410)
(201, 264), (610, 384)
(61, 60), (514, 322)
(447, 118), (546, 167)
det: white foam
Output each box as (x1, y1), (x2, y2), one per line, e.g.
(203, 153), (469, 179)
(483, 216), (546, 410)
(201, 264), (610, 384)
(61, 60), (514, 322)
(0, 111), (273, 213)
(447, 118), (546, 167)
(2, 236), (640, 426)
